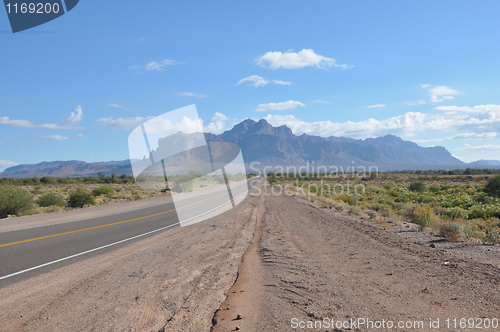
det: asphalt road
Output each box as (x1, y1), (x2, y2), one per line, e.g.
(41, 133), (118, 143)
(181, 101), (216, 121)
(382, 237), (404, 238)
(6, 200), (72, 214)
(0, 179), (254, 287)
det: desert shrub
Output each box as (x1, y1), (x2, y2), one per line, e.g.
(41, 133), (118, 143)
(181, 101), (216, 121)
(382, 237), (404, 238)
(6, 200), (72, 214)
(429, 185), (440, 193)
(37, 192), (66, 207)
(40, 176), (57, 184)
(401, 203), (416, 220)
(171, 180), (197, 193)
(349, 207), (362, 216)
(412, 204), (435, 229)
(308, 184), (321, 195)
(57, 178), (70, 184)
(337, 194), (350, 204)
(92, 186), (116, 197)
(0, 186), (34, 218)
(379, 205), (393, 218)
(214, 174), (226, 185)
(334, 205), (345, 211)
(470, 204), (500, 220)
(438, 223), (463, 241)
(484, 231), (500, 244)
(409, 182), (426, 192)
(366, 210), (378, 219)
(445, 207), (470, 220)
(68, 189), (95, 208)
(485, 175), (500, 197)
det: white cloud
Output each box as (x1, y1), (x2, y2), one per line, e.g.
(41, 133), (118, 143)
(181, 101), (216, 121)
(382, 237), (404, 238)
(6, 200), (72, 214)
(0, 117), (35, 128)
(272, 80), (292, 85)
(256, 100), (305, 112)
(365, 104), (386, 108)
(419, 84), (432, 88)
(61, 105), (83, 127)
(145, 59), (178, 72)
(236, 75), (267, 87)
(411, 132), (498, 144)
(99, 112), (230, 134)
(255, 49), (351, 70)
(458, 144), (500, 152)
(430, 86), (460, 96)
(451, 132), (498, 140)
(78, 134), (84, 137)
(129, 59), (179, 73)
(430, 95), (454, 103)
(236, 75), (292, 87)
(39, 135), (69, 141)
(262, 104), (500, 138)
(0, 160), (19, 172)
(425, 85), (460, 103)
(96, 116), (153, 130)
(178, 92), (207, 98)
(312, 100), (330, 104)
(264, 112), (428, 137)
(0, 105), (83, 130)
(404, 100), (426, 106)
(204, 112), (229, 133)
(412, 138), (445, 144)
(108, 103), (123, 108)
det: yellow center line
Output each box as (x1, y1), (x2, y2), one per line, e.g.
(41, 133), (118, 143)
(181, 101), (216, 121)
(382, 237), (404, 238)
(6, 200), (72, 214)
(0, 192), (226, 248)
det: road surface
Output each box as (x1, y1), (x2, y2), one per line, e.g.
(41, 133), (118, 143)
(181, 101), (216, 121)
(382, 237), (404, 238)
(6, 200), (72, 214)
(0, 179), (252, 287)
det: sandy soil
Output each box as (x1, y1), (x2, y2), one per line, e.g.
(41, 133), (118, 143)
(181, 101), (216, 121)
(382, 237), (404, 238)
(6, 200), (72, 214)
(1, 180), (499, 331)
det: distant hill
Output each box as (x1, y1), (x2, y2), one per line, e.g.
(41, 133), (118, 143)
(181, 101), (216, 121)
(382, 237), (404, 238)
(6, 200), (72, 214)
(1, 118), (485, 178)
(469, 159), (500, 166)
(205, 119), (464, 171)
(1, 160), (132, 178)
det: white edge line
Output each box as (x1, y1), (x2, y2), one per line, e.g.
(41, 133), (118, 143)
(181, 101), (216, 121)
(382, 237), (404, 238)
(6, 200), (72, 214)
(0, 189), (249, 282)
(0, 222), (179, 281)
(179, 190), (247, 225)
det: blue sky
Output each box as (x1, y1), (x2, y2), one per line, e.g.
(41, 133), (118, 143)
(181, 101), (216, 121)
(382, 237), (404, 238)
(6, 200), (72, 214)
(1, 0), (500, 171)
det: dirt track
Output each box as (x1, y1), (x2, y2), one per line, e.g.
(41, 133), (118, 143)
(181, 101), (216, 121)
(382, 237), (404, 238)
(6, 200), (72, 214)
(1, 180), (500, 331)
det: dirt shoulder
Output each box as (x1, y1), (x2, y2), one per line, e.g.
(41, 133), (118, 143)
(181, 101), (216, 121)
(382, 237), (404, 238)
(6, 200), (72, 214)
(213, 183), (500, 331)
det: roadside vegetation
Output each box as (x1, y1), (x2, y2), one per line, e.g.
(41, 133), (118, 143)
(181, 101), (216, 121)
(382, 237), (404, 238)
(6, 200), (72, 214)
(0, 173), (168, 219)
(0, 172), (248, 219)
(270, 168), (500, 245)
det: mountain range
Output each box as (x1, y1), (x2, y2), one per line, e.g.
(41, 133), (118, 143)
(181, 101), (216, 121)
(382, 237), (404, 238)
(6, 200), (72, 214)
(2, 119), (498, 177)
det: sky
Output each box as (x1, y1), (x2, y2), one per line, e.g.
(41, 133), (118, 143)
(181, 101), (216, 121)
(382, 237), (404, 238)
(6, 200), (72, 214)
(1, 0), (500, 171)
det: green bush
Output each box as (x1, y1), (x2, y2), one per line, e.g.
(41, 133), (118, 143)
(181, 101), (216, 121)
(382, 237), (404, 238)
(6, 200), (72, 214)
(37, 192), (66, 207)
(366, 210), (378, 219)
(485, 175), (500, 197)
(68, 189), (95, 208)
(0, 187), (34, 218)
(429, 185), (440, 193)
(92, 186), (116, 197)
(445, 207), (470, 220)
(409, 182), (426, 192)
(40, 176), (57, 184)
